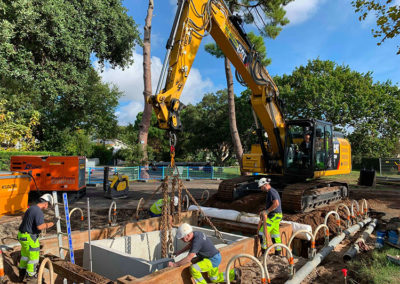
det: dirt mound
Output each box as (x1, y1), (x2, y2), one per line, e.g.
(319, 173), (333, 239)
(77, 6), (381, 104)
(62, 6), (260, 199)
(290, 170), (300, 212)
(206, 192), (266, 213)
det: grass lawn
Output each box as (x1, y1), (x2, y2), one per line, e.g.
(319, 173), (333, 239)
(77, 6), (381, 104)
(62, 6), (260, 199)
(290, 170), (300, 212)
(348, 245), (400, 284)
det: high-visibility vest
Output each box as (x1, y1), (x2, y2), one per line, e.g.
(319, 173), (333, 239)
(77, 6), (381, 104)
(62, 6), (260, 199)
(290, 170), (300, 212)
(150, 198), (170, 215)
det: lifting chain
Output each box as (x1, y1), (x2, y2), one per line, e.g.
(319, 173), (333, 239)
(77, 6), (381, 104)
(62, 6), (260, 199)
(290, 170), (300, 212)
(160, 176), (170, 258)
(177, 176), (183, 223)
(177, 179), (226, 243)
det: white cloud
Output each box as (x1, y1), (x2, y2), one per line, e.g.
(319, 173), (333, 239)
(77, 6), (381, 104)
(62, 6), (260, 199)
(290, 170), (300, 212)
(285, 0), (324, 25)
(98, 49), (214, 125)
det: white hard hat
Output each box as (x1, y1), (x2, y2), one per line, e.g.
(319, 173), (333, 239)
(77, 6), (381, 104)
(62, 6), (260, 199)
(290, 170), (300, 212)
(176, 223), (193, 239)
(258, 178), (271, 188)
(40, 193), (54, 207)
(174, 196), (179, 207)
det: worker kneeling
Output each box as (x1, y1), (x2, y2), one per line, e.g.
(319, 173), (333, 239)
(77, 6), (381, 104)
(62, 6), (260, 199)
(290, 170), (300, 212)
(257, 177), (282, 256)
(149, 196), (178, 217)
(168, 223), (240, 283)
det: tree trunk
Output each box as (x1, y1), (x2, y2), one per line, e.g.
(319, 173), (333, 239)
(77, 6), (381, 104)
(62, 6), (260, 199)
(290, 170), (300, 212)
(224, 57), (244, 173)
(138, 0), (154, 178)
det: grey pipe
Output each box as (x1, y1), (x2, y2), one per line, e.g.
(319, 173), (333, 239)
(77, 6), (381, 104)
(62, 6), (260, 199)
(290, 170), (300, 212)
(285, 217), (372, 284)
(87, 197), (93, 272)
(343, 219), (377, 262)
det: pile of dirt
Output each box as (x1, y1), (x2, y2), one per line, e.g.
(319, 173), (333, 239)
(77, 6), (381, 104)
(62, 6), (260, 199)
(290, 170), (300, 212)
(206, 192), (266, 213)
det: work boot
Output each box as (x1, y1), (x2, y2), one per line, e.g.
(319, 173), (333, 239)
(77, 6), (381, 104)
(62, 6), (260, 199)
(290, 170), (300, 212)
(234, 268), (242, 284)
(25, 273), (37, 284)
(18, 268), (26, 282)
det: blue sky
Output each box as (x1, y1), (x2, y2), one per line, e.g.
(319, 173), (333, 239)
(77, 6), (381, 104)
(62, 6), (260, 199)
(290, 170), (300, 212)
(98, 0), (400, 125)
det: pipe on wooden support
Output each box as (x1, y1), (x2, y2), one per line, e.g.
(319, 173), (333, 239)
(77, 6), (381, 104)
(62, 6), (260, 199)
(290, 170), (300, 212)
(343, 219), (377, 262)
(284, 217), (372, 284)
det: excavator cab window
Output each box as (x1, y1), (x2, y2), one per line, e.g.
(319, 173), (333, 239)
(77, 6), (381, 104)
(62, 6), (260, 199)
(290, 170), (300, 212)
(314, 122), (334, 171)
(284, 122), (314, 177)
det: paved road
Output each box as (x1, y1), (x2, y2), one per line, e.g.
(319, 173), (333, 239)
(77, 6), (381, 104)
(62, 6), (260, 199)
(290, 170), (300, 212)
(73, 179), (221, 210)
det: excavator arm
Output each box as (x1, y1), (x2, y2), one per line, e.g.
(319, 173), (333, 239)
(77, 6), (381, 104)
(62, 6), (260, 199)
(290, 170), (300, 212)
(149, 0), (285, 163)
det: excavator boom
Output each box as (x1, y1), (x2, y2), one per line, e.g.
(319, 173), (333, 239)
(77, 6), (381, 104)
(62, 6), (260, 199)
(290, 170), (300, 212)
(149, 0), (351, 212)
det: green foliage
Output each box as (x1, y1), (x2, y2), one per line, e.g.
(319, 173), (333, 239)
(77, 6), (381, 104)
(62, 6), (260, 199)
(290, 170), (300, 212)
(352, 0), (400, 54)
(90, 145), (113, 165)
(274, 58), (400, 160)
(0, 99), (40, 150)
(348, 246), (400, 283)
(226, 0), (292, 39)
(205, 32), (271, 65)
(179, 90), (234, 165)
(61, 129), (94, 157)
(0, 150), (61, 171)
(0, 0), (140, 150)
(247, 32), (271, 66)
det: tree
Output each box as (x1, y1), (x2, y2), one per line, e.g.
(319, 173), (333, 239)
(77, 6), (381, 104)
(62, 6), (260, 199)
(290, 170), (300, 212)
(352, 0), (400, 54)
(179, 90), (234, 166)
(138, 0), (154, 169)
(0, 99), (39, 150)
(204, 0), (291, 171)
(275, 58), (400, 160)
(0, 0), (141, 150)
(205, 32), (274, 171)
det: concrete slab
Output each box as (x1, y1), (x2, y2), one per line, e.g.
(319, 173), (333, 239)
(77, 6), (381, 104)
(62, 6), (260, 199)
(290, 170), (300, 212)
(83, 226), (248, 281)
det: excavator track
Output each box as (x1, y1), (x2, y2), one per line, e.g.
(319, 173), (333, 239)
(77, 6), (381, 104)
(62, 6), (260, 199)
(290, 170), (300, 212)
(216, 176), (258, 201)
(217, 177), (348, 213)
(281, 180), (348, 212)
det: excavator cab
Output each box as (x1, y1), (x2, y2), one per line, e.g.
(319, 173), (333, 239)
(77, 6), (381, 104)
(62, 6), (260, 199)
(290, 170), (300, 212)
(284, 119), (334, 178)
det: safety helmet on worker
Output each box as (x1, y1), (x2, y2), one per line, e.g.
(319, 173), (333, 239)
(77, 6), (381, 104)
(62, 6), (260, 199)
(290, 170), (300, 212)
(176, 223), (193, 239)
(40, 193), (54, 207)
(258, 177), (271, 188)
(173, 196), (179, 207)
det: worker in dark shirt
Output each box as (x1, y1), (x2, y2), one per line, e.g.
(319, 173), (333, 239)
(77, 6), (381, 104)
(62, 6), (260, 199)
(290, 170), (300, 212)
(17, 194), (56, 282)
(257, 178), (283, 255)
(168, 223), (240, 283)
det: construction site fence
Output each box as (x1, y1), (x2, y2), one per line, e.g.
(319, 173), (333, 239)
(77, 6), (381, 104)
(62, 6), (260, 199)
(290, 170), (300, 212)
(86, 166), (241, 184)
(378, 158), (400, 176)
(357, 157), (400, 176)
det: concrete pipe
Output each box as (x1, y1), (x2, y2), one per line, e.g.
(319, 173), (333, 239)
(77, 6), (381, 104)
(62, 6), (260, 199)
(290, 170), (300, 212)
(263, 243), (295, 282)
(108, 201), (117, 226)
(343, 219), (377, 262)
(335, 203), (351, 228)
(37, 257), (54, 284)
(324, 211), (341, 234)
(287, 230), (314, 259)
(225, 254), (266, 284)
(285, 217), (372, 284)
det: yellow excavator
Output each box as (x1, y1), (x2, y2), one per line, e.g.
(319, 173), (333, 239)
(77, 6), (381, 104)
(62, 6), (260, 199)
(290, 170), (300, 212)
(149, 0), (352, 212)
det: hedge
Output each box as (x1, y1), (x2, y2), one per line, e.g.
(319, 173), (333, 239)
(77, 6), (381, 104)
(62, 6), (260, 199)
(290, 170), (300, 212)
(0, 151), (62, 171)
